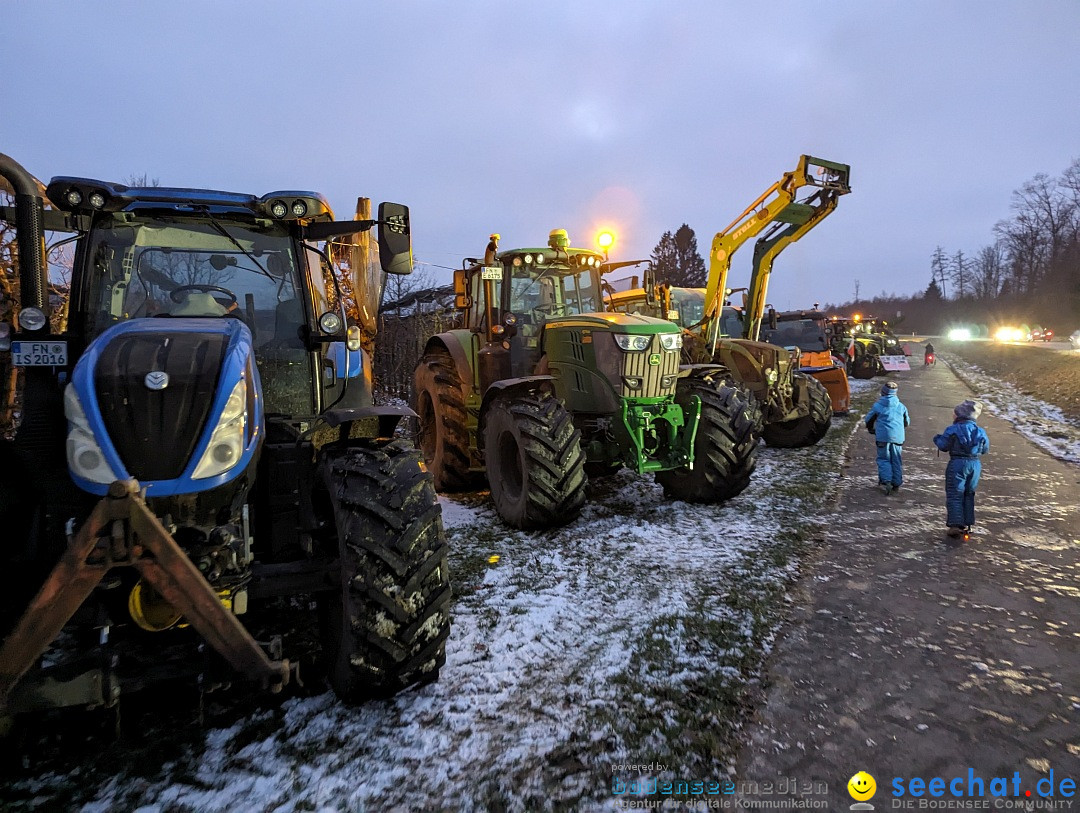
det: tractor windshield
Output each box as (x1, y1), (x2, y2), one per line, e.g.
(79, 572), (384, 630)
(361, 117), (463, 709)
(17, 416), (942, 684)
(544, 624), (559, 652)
(670, 289), (706, 328)
(719, 306), (744, 338)
(761, 319), (829, 351)
(508, 266), (599, 322)
(82, 214), (314, 414)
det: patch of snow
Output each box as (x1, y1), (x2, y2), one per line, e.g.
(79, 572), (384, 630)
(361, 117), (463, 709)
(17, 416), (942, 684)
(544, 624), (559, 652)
(30, 406), (875, 812)
(943, 354), (1080, 465)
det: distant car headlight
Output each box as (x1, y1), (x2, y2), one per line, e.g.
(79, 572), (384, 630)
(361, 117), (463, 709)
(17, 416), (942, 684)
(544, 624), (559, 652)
(947, 328), (972, 341)
(614, 334), (651, 351)
(64, 385), (118, 484)
(192, 378), (248, 479)
(659, 333), (683, 351)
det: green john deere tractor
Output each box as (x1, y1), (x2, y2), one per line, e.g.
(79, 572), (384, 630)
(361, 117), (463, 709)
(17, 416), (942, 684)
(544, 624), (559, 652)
(412, 230), (760, 530)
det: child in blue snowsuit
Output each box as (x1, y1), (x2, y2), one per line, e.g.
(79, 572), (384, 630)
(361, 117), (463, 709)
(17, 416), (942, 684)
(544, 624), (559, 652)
(864, 381), (910, 495)
(933, 400), (990, 537)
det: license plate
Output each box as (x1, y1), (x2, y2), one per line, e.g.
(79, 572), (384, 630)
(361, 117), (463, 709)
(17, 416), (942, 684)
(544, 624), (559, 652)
(481, 266), (502, 280)
(12, 341), (67, 366)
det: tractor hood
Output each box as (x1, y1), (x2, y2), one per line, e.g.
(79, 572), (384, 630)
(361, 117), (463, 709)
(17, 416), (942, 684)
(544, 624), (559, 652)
(547, 312), (680, 334)
(65, 317), (263, 496)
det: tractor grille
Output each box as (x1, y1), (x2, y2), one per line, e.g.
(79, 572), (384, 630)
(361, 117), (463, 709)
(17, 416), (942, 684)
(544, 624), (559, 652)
(94, 332), (228, 481)
(595, 333), (680, 399)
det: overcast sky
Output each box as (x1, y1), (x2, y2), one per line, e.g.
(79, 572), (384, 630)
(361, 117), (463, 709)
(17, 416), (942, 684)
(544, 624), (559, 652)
(3, 1), (1078, 308)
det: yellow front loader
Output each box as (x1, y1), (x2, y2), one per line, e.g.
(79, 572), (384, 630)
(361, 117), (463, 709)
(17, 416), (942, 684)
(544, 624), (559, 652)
(698, 155), (851, 447)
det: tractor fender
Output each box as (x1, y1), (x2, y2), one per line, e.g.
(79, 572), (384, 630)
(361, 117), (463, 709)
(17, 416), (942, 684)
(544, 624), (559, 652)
(476, 375), (556, 451)
(421, 331), (477, 404)
(678, 363), (731, 380)
(322, 405), (416, 441)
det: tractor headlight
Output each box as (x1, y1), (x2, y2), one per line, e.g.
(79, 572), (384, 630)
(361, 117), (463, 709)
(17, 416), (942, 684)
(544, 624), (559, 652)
(659, 333), (683, 351)
(614, 334), (651, 351)
(64, 385), (118, 485)
(192, 378), (248, 479)
(765, 367), (779, 386)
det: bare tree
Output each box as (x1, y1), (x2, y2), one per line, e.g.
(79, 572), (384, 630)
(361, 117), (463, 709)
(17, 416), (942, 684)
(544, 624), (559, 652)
(950, 249), (971, 299)
(930, 245), (949, 298)
(972, 243), (1006, 300)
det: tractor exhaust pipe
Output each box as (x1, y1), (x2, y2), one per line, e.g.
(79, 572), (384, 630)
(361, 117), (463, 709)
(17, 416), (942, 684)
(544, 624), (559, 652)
(0, 153), (49, 319)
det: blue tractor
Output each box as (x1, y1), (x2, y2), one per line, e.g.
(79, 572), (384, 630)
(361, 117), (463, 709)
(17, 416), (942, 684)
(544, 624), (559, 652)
(0, 153), (451, 719)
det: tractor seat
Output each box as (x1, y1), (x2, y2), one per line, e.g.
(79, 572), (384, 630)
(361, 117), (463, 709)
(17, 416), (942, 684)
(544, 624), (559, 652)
(269, 298), (305, 349)
(170, 292), (228, 317)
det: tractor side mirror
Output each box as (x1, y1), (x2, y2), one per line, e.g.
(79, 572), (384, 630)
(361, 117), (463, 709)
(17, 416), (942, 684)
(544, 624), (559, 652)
(768, 308), (778, 331)
(453, 268), (471, 310)
(377, 202), (412, 275)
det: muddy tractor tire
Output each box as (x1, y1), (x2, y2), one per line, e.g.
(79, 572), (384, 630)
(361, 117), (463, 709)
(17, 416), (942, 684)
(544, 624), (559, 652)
(761, 373), (833, 448)
(482, 390), (587, 530)
(851, 349), (885, 379)
(655, 376), (759, 503)
(414, 348), (474, 491)
(319, 441), (451, 701)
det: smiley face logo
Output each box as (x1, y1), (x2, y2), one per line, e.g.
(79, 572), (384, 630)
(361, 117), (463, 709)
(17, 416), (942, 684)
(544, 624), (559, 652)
(848, 771), (876, 801)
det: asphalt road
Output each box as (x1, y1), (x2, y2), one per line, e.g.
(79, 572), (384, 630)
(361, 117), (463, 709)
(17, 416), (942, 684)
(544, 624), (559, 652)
(734, 353), (1080, 809)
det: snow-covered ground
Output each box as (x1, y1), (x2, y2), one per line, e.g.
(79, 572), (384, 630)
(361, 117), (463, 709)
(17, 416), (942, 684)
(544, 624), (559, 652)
(11, 364), (1077, 813)
(942, 352), (1080, 465)
(9, 397), (867, 813)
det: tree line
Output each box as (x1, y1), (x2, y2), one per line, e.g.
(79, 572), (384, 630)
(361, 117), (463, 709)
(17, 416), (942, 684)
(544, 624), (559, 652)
(827, 158), (1080, 334)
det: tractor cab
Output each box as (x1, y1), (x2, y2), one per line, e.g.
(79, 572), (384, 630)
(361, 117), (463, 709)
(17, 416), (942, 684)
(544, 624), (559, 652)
(455, 228), (607, 380)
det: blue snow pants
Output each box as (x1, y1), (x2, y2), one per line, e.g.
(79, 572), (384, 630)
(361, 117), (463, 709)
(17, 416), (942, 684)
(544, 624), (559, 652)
(875, 441), (903, 487)
(945, 456), (981, 527)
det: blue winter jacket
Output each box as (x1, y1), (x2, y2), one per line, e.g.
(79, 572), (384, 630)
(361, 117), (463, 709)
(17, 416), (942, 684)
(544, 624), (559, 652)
(933, 419), (989, 457)
(864, 392), (910, 443)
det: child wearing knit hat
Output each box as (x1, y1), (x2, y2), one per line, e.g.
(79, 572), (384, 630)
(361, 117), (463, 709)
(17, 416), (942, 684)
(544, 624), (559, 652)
(863, 381), (911, 495)
(933, 399), (990, 537)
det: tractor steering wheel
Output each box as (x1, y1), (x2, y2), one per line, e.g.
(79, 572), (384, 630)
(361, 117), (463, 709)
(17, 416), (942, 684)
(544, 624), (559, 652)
(533, 302), (568, 319)
(170, 284), (239, 308)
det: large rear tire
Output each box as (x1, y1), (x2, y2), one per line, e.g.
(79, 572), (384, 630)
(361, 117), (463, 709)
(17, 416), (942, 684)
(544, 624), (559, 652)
(319, 441), (451, 701)
(655, 376), (759, 503)
(482, 391), (587, 530)
(761, 373), (833, 448)
(851, 349), (885, 379)
(414, 348), (474, 491)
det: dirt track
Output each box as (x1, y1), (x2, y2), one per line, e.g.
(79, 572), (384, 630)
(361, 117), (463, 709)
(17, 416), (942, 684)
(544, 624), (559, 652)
(735, 351), (1080, 809)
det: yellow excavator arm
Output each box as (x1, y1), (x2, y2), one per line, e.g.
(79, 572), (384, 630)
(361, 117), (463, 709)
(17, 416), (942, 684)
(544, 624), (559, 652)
(704, 155), (851, 344)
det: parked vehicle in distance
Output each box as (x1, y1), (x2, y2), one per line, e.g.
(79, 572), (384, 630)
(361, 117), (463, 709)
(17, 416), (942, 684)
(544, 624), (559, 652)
(1030, 327), (1054, 342)
(1069, 329), (1080, 350)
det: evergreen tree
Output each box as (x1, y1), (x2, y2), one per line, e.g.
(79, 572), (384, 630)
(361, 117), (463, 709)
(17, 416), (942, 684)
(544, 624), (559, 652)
(923, 278), (943, 301)
(650, 230), (679, 285)
(650, 224), (706, 287)
(673, 224), (707, 287)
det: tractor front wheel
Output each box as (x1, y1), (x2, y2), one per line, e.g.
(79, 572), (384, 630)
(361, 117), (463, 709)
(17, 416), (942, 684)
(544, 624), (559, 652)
(482, 391), (587, 529)
(656, 376), (759, 503)
(761, 373), (833, 448)
(319, 441), (451, 701)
